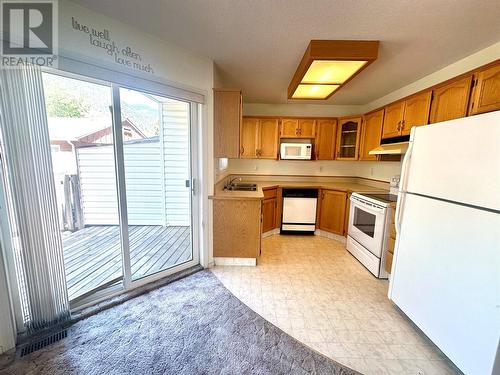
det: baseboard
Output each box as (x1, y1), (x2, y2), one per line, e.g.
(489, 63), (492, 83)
(262, 228), (280, 238)
(314, 229), (347, 244)
(213, 257), (256, 266)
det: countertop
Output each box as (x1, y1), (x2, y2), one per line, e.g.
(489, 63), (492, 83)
(210, 177), (387, 200)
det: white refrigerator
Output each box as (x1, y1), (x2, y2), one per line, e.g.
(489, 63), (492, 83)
(389, 111), (500, 375)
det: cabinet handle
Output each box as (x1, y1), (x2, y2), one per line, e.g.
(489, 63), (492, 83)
(240, 146), (244, 155)
(401, 120), (405, 129)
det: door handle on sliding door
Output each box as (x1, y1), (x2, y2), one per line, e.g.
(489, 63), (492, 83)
(186, 178), (196, 195)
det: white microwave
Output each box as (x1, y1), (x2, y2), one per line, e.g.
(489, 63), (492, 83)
(280, 142), (312, 160)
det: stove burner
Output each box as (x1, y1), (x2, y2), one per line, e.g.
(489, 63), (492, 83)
(360, 193), (398, 203)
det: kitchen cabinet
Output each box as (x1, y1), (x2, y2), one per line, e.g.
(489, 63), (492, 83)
(469, 63), (500, 115)
(429, 76), (473, 124)
(385, 203), (397, 274)
(214, 89), (242, 158)
(381, 101), (405, 139)
(240, 117), (279, 159)
(344, 192), (351, 236)
(262, 188), (278, 233)
(259, 119), (280, 158)
(360, 109), (384, 161)
(315, 119), (337, 160)
(335, 117), (361, 160)
(213, 199), (261, 258)
(401, 91), (432, 135)
(240, 117), (258, 158)
(318, 189), (347, 235)
(381, 91), (431, 139)
(280, 118), (316, 138)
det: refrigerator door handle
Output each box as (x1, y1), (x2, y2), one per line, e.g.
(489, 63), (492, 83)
(396, 140), (414, 235)
(395, 192), (405, 235)
(399, 140), (414, 194)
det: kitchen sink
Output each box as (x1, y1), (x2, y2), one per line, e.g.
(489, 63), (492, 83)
(225, 183), (257, 191)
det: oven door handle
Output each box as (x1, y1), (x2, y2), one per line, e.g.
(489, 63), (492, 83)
(350, 196), (385, 214)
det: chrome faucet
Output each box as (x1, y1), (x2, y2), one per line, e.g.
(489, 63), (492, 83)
(225, 177), (242, 190)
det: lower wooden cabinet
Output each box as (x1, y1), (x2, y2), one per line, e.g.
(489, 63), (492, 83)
(261, 188), (278, 233)
(262, 198), (277, 233)
(385, 203), (397, 274)
(318, 189), (347, 235)
(469, 63), (500, 115)
(213, 199), (261, 258)
(344, 192), (351, 236)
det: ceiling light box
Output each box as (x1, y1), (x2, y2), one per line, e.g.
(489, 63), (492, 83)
(288, 40), (379, 100)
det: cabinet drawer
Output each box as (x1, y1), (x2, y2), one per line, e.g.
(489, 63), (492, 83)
(388, 235), (396, 254)
(263, 188), (277, 199)
(385, 250), (394, 274)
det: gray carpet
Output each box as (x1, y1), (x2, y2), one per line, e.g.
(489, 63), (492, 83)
(0, 270), (358, 375)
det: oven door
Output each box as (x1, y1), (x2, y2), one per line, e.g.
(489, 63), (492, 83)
(348, 197), (386, 257)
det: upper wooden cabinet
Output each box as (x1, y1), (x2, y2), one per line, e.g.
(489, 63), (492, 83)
(240, 117), (279, 159)
(381, 101), (405, 139)
(258, 119), (280, 158)
(298, 119), (316, 138)
(240, 117), (258, 158)
(280, 118), (316, 138)
(381, 91), (431, 139)
(402, 91), (432, 135)
(318, 189), (347, 235)
(214, 89), (242, 158)
(429, 76), (473, 124)
(315, 119), (337, 160)
(281, 119), (298, 137)
(360, 109), (384, 161)
(469, 64), (500, 115)
(335, 117), (361, 160)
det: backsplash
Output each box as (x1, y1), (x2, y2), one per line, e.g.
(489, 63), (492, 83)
(220, 159), (402, 182)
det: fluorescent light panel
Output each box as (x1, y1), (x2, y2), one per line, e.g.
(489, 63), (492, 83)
(301, 60), (368, 84)
(292, 84), (339, 99)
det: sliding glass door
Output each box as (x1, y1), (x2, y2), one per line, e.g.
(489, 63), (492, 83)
(119, 88), (193, 281)
(1, 69), (198, 321)
(42, 73), (124, 303)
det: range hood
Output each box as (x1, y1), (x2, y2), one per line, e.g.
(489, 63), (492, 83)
(369, 141), (409, 155)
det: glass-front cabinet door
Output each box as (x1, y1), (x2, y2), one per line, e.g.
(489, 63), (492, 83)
(336, 117), (362, 160)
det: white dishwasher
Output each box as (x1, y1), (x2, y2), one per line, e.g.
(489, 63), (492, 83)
(281, 188), (318, 234)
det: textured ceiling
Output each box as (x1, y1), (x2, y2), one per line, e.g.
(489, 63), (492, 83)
(73, 0), (500, 105)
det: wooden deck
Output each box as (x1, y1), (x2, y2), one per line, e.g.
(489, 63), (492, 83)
(63, 225), (192, 302)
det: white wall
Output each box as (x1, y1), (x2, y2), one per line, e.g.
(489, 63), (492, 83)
(243, 103), (365, 117)
(224, 159), (401, 182)
(58, 1), (214, 267)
